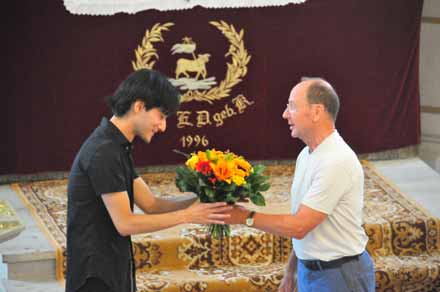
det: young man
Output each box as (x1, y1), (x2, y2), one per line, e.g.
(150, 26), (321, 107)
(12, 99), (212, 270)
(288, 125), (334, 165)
(66, 69), (231, 292)
(225, 78), (375, 292)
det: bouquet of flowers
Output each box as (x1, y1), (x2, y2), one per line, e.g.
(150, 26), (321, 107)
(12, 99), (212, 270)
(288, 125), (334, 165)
(175, 149), (270, 239)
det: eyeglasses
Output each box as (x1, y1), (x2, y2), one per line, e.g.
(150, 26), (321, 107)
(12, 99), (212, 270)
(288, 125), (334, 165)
(286, 103), (295, 113)
(286, 102), (324, 114)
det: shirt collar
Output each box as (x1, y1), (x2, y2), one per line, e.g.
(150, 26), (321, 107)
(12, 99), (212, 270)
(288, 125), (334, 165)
(309, 130), (338, 155)
(100, 117), (134, 152)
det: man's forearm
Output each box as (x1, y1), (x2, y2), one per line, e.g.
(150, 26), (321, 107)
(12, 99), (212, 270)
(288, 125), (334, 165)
(147, 194), (198, 214)
(118, 210), (187, 236)
(114, 201), (231, 236)
(133, 177), (198, 214)
(251, 212), (307, 239)
(227, 204), (327, 239)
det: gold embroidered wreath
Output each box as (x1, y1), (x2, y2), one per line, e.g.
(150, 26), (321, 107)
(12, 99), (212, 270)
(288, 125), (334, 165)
(132, 21), (251, 104)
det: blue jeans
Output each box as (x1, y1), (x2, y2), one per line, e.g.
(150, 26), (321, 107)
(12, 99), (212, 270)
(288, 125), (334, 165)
(297, 251), (375, 292)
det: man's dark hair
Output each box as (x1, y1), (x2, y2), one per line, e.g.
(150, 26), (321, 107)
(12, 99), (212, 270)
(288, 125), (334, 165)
(301, 77), (340, 122)
(107, 69), (181, 117)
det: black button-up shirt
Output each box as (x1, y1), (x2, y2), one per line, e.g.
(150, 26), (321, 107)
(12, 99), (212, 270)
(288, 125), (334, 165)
(66, 117), (138, 292)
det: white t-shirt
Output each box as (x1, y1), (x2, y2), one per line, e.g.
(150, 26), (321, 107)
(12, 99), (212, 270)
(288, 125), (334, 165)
(291, 130), (368, 261)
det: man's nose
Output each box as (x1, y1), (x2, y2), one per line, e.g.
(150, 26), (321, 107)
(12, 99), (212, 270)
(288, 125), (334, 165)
(282, 108), (288, 119)
(159, 119), (167, 132)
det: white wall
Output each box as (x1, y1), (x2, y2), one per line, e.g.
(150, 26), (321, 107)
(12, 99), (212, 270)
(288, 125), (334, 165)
(420, 0), (440, 173)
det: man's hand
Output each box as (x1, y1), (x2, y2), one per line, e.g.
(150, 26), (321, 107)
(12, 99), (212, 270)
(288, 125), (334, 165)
(278, 251), (298, 292)
(278, 273), (295, 292)
(180, 202), (233, 225)
(223, 204), (249, 225)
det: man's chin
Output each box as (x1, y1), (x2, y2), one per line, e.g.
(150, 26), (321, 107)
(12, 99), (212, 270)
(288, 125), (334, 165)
(140, 135), (152, 144)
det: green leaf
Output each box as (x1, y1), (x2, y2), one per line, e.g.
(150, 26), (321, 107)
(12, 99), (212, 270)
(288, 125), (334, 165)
(225, 193), (238, 203)
(223, 183), (237, 193)
(258, 183), (271, 192)
(175, 179), (187, 192)
(242, 183), (252, 191)
(175, 166), (187, 177)
(251, 175), (268, 186)
(204, 187), (216, 201)
(252, 164), (266, 175)
(175, 166), (201, 194)
(224, 153), (234, 161)
(198, 177), (207, 187)
(250, 192), (266, 206)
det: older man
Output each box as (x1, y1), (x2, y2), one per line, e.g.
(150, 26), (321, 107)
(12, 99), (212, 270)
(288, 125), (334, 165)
(225, 78), (375, 292)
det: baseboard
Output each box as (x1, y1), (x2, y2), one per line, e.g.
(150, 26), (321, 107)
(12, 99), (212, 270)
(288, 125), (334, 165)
(422, 134), (440, 144)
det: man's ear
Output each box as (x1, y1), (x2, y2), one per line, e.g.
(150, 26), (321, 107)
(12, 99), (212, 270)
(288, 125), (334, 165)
(312, 104), (323, 122)
(133, 100), (144, 113)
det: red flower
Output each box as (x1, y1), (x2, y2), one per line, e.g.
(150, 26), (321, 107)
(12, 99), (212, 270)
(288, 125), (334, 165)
(195, 161), (212, 176)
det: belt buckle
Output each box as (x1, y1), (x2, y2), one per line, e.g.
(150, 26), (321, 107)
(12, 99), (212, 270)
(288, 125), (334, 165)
(307, 260), (323, 271)
(315, 261), (324, 271)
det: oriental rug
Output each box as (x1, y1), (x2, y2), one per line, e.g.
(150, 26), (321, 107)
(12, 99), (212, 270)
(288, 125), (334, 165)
(11, 161), (440, 291)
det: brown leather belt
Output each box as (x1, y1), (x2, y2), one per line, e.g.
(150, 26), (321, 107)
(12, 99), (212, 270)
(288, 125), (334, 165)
(300, 252), (362, 271)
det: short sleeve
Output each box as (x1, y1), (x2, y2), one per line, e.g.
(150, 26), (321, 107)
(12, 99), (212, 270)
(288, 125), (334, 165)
(129, 155), (139, 180)
(302, 162), (350, 215)
(87, 146), (127, 196)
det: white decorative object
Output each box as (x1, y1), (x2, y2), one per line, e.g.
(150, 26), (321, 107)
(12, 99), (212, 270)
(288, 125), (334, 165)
(63, 0), (307, 15)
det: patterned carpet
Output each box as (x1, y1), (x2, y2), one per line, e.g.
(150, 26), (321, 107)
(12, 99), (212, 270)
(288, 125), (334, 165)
(11, 161), (440, 291)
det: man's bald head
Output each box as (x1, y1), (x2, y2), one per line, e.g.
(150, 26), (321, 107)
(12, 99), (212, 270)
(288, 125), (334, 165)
(300, 77), (340, 122)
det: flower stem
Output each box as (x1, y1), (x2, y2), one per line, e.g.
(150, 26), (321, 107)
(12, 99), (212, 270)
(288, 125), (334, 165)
(208, 224), (231, 239)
